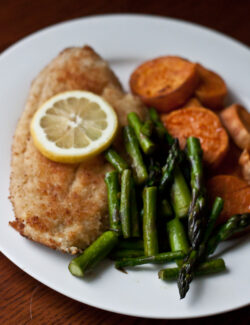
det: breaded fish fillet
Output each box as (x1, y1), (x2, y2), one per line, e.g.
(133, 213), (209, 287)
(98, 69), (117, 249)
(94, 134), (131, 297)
(10, 46), (146, 254)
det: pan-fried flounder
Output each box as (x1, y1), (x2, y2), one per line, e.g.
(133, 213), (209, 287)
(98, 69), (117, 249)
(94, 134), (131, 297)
(9, 46), (146, 254)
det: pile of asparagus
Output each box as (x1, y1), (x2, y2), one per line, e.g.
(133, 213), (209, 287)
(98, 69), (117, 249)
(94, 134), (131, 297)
(69, 108), (250, 299)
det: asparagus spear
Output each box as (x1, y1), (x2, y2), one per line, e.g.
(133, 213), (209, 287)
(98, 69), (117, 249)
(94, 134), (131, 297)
(120, 169), (132, 238)
(177, 197), (224, 298)
(124, 126), (148, 184)
(69, 231), (119, 277)
(130, 181), (140, 237)
(199, 197), (224, 256)
(177, 249), (198, 298)
(110, 249), (144, 259)
(117, 239), (144, 250)
(159, 258), (226, 281)
(128, 112), (155, 154)
(141, 120), (154, 137)
(159, 139), (181, 192)
(105, 148), (128, 173)
(147, 158), (162, 187)
(149, 107), (174, 145)
(148, 108), (191, 218)
(167, 218), (189, 267)
(167, 218), (190, 255)
(179, 148), (191, 184)
(161, 199), (173, 218)
(115, 251), (185, 268)
(105, 171), (121, 233)
(170, 167), (191, 218)
(143, 186), (159, 256)
(187, 137), (206, 248)
(206, 213), (250, 256)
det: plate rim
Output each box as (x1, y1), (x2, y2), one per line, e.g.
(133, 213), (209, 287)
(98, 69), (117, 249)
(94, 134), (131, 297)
(0, 13), (249, 61)
(0, 13), (249, 319)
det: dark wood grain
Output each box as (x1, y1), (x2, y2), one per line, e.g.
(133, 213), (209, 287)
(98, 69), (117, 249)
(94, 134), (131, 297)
(1, 0), (250, 323)
(1, 253), (250, 324)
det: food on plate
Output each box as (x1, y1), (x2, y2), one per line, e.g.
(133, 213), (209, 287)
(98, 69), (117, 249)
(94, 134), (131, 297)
(161, 106), (229, 166)
(185, 137), (207, 249)
(208, 174), (248, 195)
(129, 56), (227, 112)
(212, 140), (242, 177)
(68, 230), (119, 277)
(105, 170), (122, 233)
(179, 96), (202, 108)
(30, 90), (118, 163)
(143, 186), (158, 256)
(205, 213), (250, 254)
(207, 175), (250, 224)
(170, 166), (191, 218)
(110, 249), (144, 259)
(115, 251), (185, 269)
(130, 56), (199, 112)
(104, 148), (128, 173)
(127, 112), (155, 154)
(147, 109), (191, 218)
(120, 169), (133, 238)
(177, 196), (225, 298)
(159, 258), (226, 280)
(123, 125), (148, 184)
(239, 149), (250, 183)
(9, 48), (250, 300)
(69, 109), (249, 300)
(195, 64), (227, 109)
(9, 46), (146, 254)
(220, 104), (250, 150)
(167, 218), (189, 255)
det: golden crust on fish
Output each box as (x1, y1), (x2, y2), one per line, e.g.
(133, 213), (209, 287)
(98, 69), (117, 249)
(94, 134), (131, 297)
(9, 46), (146, 254)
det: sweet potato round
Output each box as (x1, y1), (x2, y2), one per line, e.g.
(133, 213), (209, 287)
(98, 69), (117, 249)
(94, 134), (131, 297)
(161, 106), (229, 167)
(207, 175), (250, 224)
(179, 97), (202, 109)
(212, 140), (242, 177)
(130, 56), (199, 112)
(239, 149), (250, 184)
(220, 104), (250, 150)
(195, 64), (227, 109)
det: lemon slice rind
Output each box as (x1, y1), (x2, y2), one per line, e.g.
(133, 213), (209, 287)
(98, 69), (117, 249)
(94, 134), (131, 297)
(30, 91), (118, 163)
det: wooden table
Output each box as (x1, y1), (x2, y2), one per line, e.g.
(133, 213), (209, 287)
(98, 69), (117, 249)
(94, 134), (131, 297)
(1, 1), (249, 324)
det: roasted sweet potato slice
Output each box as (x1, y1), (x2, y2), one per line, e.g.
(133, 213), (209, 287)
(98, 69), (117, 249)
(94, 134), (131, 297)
(207, 175), (250, 223)
(130, 56), (199, 112)
(208, 175), (248, 195)
(220, 104), (250, 150)
(161, 106), (229, 166)
(195, 64), (227, 109)
(179, 97), (201, 109)
(239, 149), (250, 183)
(211, 140), (241, 178)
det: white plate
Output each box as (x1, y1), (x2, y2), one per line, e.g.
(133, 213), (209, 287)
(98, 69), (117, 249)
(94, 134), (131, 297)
(0, 14), (249, 319)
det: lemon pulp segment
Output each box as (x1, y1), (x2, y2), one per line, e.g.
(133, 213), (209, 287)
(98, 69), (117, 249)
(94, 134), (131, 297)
(30, 91), (118, 163)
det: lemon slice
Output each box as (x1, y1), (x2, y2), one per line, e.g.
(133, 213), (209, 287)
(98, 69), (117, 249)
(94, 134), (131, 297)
(30, 91), (118, 163)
